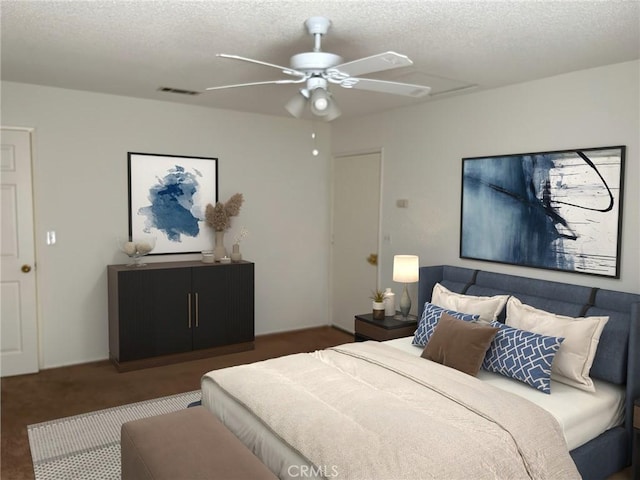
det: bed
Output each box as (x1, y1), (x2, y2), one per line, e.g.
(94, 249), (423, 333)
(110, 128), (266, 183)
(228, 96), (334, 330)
(201, 265), (640, 479)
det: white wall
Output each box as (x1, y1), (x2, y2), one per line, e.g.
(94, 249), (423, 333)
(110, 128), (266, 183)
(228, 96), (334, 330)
(1, 82), (332, 368)
(332, 61), (640, 301)
(3, 60), (638, 368)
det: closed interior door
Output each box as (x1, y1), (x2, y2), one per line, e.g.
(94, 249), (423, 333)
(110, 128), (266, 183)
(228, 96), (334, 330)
(1, 128), (39, 376)
(331, 152), (381, 332)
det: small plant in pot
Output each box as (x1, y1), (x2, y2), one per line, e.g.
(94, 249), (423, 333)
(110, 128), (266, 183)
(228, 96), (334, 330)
(370, 289), (386, 320)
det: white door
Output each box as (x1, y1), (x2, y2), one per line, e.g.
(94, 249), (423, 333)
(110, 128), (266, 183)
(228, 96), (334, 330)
(1, 128), (39, 376)
(331, 152), (381, 332)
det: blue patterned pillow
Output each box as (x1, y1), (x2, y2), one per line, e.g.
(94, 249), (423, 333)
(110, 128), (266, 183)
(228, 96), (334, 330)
(482, 321), (564, 394)
(412, 302), (479, 347)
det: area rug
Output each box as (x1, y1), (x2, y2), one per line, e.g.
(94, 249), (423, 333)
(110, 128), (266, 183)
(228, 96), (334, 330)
(28, 390), (201, 480)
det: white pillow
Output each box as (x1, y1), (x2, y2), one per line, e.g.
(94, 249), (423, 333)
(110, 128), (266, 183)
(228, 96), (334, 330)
(506, 296), (608, 392)
(431, 283), (509, 323)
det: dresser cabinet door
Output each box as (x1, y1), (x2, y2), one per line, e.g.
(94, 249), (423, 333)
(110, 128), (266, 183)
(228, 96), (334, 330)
(191, 263), (254, 350)
(232, 262), (255, 344)
(117, 268), (192, 361)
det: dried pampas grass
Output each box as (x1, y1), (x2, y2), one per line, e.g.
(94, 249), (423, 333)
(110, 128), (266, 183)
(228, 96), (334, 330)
(224, 193), (243, 217)
(205, 193), (244, 231)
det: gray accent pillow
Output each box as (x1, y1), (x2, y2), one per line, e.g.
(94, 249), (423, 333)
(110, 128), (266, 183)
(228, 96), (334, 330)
(422, 312), (499, 376)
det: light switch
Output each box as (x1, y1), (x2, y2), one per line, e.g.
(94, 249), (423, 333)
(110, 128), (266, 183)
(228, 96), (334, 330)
(46, 231), (56, 245)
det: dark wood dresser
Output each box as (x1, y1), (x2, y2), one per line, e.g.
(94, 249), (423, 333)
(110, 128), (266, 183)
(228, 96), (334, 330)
(108, 260), (254, 371)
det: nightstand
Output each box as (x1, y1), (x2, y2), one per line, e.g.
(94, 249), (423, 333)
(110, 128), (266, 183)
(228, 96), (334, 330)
(634, 398), (639, 479)
(354, 313), (418, 342)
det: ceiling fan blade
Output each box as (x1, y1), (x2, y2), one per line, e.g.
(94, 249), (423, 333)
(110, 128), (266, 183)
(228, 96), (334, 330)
(206, 78), (306, 91)
(217, 54), (305, 78)
(327, 52), (413, 78)
(340, 77), (431, 97)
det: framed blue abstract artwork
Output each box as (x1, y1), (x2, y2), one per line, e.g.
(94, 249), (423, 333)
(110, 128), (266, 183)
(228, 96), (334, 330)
(128, 152), (218, 254)
(460, 146), (625, 278)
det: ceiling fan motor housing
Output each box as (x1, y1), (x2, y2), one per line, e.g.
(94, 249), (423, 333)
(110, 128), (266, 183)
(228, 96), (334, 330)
(290, 52), (344, 74)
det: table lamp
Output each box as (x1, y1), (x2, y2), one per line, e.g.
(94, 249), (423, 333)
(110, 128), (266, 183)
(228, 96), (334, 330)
(393, 255), (419, 321)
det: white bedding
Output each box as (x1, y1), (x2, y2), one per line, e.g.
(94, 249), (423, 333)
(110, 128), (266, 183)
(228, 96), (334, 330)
(202, 377), (314, 479)
(203, 341), (580, 480)
(201, 338), (624, 479)
(384, 336), (625, 450)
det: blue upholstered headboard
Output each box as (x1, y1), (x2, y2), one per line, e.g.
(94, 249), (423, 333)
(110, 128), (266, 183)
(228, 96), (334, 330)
(417, 265), (640, 479)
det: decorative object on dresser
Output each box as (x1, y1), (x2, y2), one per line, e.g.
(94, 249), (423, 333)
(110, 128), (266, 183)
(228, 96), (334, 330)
(354, 312), (418, 342)
(204, 193), (244, 261)
(128, 152), (218, 255)
(231, 227), (248, 262)
(107, 260), (254, 372)
(460, 145), (625, 278)
(213, 231), (227, 261)
(117, 235), (156, 267)
(230, 244), (242, 262)
(392, 254), (419, 320)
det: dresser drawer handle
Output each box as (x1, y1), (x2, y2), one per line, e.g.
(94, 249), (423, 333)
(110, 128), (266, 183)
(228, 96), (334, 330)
(188, 293), (192, 329)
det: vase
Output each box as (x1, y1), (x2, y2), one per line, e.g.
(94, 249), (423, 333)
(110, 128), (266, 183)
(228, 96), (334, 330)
(372, 301), (385, 320)
(213, 231), (227, 261)
(230, 243), (242, 262)
(383, 288), (396, 316)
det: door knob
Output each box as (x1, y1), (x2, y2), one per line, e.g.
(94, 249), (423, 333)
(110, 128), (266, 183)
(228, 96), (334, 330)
(21, 264), (32, 273)
(367, 254), (378, 266)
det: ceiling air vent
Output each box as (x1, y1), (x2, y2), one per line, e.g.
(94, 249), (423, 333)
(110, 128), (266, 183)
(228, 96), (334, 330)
(157, 86), (200, 96)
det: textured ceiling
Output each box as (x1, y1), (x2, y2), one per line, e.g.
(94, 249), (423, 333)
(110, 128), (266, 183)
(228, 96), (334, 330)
(2, 0), (639, 120)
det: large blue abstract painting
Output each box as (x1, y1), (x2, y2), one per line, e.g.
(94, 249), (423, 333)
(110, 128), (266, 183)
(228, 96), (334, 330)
(460, 146), (625, 278)
(128, 152), (218, 254)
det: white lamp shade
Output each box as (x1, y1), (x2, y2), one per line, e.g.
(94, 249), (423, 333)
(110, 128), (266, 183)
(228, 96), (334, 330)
(393, 255), (419, 283)
(324, 100), (342, 121)
(284, 92), (307, 118)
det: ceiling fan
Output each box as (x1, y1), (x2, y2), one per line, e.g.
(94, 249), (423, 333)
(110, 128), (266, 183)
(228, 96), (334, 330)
(206, 17), (431, 121)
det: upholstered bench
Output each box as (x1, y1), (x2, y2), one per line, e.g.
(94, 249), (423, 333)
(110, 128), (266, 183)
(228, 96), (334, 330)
(121, 406), (278, 480)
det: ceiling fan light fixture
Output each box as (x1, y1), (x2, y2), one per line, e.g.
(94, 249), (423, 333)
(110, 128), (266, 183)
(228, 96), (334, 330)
(324, 101), (342, 121)
(285, 92), (307, 118)
(310, 88), (330, 115)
